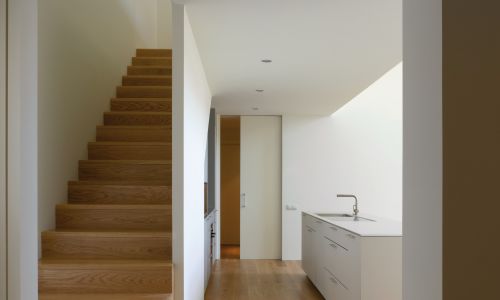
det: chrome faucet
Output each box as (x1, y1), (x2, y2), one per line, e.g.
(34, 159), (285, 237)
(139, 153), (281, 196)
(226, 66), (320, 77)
(337, 194), (359, 217)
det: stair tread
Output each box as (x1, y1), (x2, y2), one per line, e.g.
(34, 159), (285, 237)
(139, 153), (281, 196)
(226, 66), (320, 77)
(118, 85), (171, 88)
(57, 204), (171, 209)
(104, 111), (172, 115)
(124, 75), (172, 78)
(80, 159), (171, 163)
(97, 125), (170, 128)
(40, 294), (172, 300)
(88, 142), (171, 145)
(39, 258), (172, 268)
(43, 230), (172, 236)
(69, 180), (170, 186)
(111, 98), (171, 101)
(128, 66), (172, 69)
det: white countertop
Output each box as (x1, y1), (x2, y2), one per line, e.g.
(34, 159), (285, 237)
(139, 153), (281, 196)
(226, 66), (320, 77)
(304, 211), (402, 237)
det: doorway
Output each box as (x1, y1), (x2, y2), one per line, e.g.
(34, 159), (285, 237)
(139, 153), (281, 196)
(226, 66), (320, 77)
(219, 115), (282, 260)
(220, 116), (241, 259)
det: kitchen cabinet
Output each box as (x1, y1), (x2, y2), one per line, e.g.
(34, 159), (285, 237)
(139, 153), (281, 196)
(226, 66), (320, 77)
(302, 212), (402, 300)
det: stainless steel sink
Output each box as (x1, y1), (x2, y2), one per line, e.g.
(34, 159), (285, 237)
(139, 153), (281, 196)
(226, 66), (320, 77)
(316, 213), (353, 218)
(316, 213), (374, 222)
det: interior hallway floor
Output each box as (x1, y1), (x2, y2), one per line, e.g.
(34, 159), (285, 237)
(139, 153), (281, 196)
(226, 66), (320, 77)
(204, 260), (323, 300)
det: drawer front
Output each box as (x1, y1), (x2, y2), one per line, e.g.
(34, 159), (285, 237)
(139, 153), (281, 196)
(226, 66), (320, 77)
(322, 267), (352, 300)
(310, 215), (325, 232)
(323, 224), (360, 251)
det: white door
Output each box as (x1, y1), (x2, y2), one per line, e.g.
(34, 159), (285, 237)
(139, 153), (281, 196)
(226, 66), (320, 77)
(240, 116), (282, 259)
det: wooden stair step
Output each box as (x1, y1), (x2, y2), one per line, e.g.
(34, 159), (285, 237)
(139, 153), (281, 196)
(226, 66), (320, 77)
(132, 57), (171, 67)
(42, 230), (171, 260)
(116, 86), (171, 98)
(111, 98), (171, 112)
(104, 112), (171, 126)
(136, 49), (172, 57)
(96, 126), (171, 142)
(127, 66), (171, 76)
(122, 76), (172, 86)
(56, 204), (172, 231)
(68, 181), (171, 205)
(88, 142), (172, 160)
(40, 294), (173, 300)
(79, 160), (171, 182)
(39, 259), (172, 294)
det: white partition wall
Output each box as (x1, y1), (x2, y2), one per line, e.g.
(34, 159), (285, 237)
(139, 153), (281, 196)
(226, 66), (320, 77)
(403, 0), (442, 300)
(172, 3), (212, 299)
(7, 0), (39, 298)
(0, 0), (7, 298)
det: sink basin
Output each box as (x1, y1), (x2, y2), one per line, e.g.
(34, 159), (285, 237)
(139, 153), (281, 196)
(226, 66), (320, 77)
(315, 213), (374, 222)
(316, 213), (353, 218)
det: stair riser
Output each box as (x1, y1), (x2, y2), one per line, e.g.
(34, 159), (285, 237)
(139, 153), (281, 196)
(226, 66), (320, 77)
(56, 207), (171, 231)
(104, 113), (171, 126)
(96, 126), (171, 142)
(39, 265), (172, 294)
(132, 57), (172, 67)
(122, 76), (172, 86)
(79, 161), (171, 182)
(42, 233), (171, 260)
(111, 100), (171, 112)
(68, 184), (172, 205)
(128, 67), (171, 76)
(117, 87), (171, 98)
(136, 49), (172, 57)
(88, 144), (171, 160)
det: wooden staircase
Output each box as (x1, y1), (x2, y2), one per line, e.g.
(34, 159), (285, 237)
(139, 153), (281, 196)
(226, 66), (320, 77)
(39, 49), (173, 300)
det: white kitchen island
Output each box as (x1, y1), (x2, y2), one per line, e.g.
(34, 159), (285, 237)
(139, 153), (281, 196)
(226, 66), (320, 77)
(302, 212), (402, 300)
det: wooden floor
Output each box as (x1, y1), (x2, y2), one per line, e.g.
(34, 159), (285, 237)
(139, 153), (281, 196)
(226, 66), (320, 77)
(221, 245), (240, 259)
(205, 260), (324, 300)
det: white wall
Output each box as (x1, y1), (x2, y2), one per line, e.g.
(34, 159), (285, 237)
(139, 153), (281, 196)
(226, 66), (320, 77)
(172, 4), (212, 300)
(38, 0), (172, 241)
(282, 63), (402, 260)
(7, 0), (39, 298)
(403, 0), (442, 299)
(0, 0), (7, 298)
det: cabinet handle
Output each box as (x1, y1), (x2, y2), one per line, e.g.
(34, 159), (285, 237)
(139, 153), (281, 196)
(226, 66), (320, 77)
(329, 226), (338, 231)
(307, 229), (313, 233)
(329, 243), (338, 249)
(329, 277), (339, 285)
(346, 233), (357, 239)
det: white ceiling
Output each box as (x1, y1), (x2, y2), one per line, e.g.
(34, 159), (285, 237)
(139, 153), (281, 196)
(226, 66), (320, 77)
(185, 0), (402, 115)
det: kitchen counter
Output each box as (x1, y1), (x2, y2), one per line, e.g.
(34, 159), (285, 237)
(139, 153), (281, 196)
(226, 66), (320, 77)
(303, 211), (402, 237)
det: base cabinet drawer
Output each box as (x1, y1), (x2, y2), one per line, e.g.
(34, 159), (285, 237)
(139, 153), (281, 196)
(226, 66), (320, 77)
(321, 267), (352, 300)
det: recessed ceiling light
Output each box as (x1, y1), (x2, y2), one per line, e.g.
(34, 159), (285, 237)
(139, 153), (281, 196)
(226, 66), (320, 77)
(252, 107), (259, 111)
(261, 59), (272, 63)
(256, 89), (264, 92)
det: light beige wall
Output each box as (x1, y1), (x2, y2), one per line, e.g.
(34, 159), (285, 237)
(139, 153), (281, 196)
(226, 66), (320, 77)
(157, 0), (172, 48)
(220, 117), (240, 245)
(38, 0), (171, 238)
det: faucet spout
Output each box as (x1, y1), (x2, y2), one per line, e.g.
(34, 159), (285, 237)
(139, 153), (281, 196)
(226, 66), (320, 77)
(336, 194), (359, 217)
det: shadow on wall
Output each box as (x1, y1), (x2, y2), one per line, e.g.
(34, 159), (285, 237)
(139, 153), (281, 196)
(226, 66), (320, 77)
(38, 0), (171, 245)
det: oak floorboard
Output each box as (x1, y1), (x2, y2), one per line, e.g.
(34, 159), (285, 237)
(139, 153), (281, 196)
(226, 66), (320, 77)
(205, 260), (323, 300)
